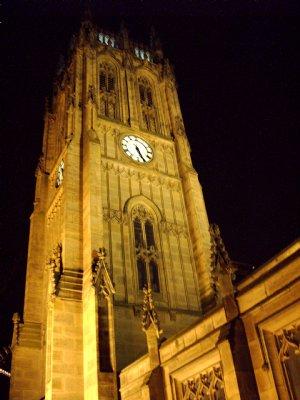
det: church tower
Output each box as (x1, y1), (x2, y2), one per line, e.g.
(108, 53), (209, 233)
(9, 16), (212, 400)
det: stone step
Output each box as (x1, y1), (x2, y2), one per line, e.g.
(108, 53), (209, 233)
(19, 323), (42, 348)
(19, 339), (41, 348)
(20, 330), (40, 340)
(58, 287), (82, 300)
(62, 269), (83, 279)
(60, 275), (82, 284)
(21, 323), (41, 328)
(59, 280), (82, 291)
(20, 324), (41, 334)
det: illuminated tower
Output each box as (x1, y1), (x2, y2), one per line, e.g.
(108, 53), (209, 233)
(9, 16), (212, 400)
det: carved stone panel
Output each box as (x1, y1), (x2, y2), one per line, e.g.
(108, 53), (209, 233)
(181, 364), (226, 400)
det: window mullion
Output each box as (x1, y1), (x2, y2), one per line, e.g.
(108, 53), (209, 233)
(141, 220), (147, 248)
(105, 72), (109, 91)
(142, 220), (151, 288)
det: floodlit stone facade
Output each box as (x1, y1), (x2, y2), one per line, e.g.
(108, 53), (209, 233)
(121, 241), (300, 400)
(9, 15), (300, 400)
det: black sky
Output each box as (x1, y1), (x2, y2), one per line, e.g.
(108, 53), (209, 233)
(0, 0), (299, 344)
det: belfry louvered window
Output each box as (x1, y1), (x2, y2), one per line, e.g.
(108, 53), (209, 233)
(132, 206), (160, 293)
(99, 63), (118, 120)
(138, 78), (157, 132)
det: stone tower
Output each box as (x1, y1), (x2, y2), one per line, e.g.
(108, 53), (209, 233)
(9, 16), (212, 400)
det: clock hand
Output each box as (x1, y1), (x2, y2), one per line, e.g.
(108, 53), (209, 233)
(135, 145), (146, 162)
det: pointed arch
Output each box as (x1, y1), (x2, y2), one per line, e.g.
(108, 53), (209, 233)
(123, 195), (163, 222)
(124, 196), (163, 294)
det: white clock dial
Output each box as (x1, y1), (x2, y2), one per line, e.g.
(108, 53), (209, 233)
(121, 135), (153, 163)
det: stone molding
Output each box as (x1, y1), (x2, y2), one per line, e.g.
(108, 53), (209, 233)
(161, 219), (188, 238)
(101, 159), (181, 191)
(15, 322), (42, 349)
(103, 208), (123, 223)
(46, 189), (63, 226)
(103, 206), (188, 238)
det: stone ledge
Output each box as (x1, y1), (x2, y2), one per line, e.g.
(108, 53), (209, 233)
(58, 268), (83, 301)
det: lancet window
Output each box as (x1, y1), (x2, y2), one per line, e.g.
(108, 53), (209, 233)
(132, 205), (160, 293)
(138, 77), (157, 133)
(99, 63), (118, 120)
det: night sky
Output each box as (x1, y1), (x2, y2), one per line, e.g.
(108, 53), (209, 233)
(0, 1), (299, 346)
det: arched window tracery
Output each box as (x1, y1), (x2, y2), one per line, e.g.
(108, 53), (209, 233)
(132, 205), (160, 293)
(138, 77), (157, 133)
(99, 63), (119, 120)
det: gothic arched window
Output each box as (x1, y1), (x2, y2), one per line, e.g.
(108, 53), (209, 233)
(132, 206), (160, 293)
(138, 78), (157, 133)
(99, 63), (118, 120)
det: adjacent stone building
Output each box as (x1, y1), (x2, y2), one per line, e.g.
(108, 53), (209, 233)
(121, 240), (300, 400)
(9, 14), (300, 400)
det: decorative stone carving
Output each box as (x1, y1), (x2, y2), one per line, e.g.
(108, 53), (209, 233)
(91, 248), (115, 298)
(47, 243), (63, 299)
(87, 84), (96, 104)
(161, 220), (188, 237)
(67, 92), (75, 108)
(182, 364), (225, 400)
(141, 286), (162, 338)
(55, 160), (64, 188)
(136, 244), (159, 264)
(88, 128), (99, 143)
(174, 115), (186, 137)
(103, 208), (122, 223)
(209, 223), (235, 304)
(111, 128), (120, 138)
(97, 121), (111, 135)
(47, 191), (63, 226)
(35, 153), (45, 176)
(132, 205), (154, 223)
(79, 16), (97, 47)
(101, 160), (181, 191)
(277, 325), (300, 361)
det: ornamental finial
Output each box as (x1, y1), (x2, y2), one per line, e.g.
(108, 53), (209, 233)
(92, 248), (115, 297)
(141, 285), (162, 338)
(209, 223), (236, 303)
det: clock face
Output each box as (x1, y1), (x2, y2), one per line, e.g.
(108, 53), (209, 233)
(121, 135), (153, 163)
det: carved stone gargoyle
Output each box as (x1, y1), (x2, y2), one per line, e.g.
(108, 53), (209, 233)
(91, 248), (115, 298)
(209, 224), (236, 305)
